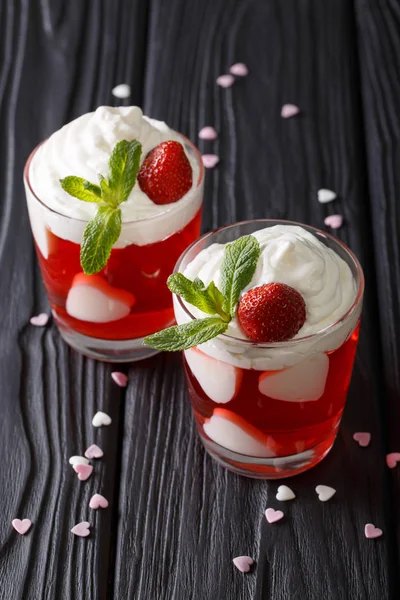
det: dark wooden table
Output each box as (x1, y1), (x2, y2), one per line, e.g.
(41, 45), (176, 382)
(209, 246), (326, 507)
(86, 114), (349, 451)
(0, 1), (399, 598)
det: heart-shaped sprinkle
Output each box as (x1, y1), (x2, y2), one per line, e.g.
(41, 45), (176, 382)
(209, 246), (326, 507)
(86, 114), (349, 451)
(12, 519), (32, 535)
(111, 83), (131, 99)
(276, 485), (296, 501)
(71, 521), (91, 537)
(318, 188), (337, 203)
(315, 485), (336, 502)
(386, 452), (400, 468)
(73, 463), (93, 481)
(364, 523), (383, 539)
(85, 444), (104, 459)
(199, 126), (218, 140)
(324, 214), (343, 229)
(232, 555), (254, 573)
(229, 63), (249, 77)
(265, 508), (284, 523)
(89, 494), (109, 510)
(69, 456), (90, 466)
(92, 411), (112, 427)
(30, 313), (49, 327)
(111, 371), (128, 387)
(216, 74), (235, 88)
(353, 432), (371, 447)
(202, 154), (220, 169)
(281, 103), (300, 118)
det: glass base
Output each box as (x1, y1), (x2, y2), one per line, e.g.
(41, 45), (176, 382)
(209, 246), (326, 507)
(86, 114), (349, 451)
(55, 315), (160, 362)
(201, 431), (336, 479)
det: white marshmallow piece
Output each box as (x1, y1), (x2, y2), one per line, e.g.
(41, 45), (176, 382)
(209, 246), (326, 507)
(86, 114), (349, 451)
(203, 411), (276, 458)
(184, 348), (242, 404)
(66, 285), (131, 323)
(259, 353), (329, 402)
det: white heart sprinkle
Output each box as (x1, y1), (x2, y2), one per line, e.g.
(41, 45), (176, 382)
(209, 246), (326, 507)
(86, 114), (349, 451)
(92, 411), (112, 427)
(111, 83), (131, 99)
(276, 485), (296, 501)
(30, 313), (49, 327)
(316, 485), (336, 502)
(69, 456), (90, 466)
(317, 188), (337, 204)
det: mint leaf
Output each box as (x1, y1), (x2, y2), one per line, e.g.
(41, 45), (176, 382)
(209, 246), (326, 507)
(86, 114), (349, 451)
(206, 281), (227, 316)
(167, 274), (218, 315)
(220, 235), (261, 317)
(80, 206), (122, 275)
(167, 274), (230, 321)
(108, 139), (142, 205)
(60, 176), (102, 202)
(143, 317), (229, 351)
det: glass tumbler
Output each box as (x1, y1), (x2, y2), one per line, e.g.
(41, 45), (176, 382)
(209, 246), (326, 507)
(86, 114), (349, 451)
(173, 220), (364, 479)
(24, 137), (204, 362)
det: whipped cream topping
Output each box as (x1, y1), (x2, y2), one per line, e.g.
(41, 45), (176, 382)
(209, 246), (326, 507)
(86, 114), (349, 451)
(175, 225), (361, 370)
(26, 106), (203, 255)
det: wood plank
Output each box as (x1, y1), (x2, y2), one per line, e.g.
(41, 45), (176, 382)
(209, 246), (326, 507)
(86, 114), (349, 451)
(113, 1), (391, 598)
(355, 0), (400, 592)
(0, 1), (147, 598)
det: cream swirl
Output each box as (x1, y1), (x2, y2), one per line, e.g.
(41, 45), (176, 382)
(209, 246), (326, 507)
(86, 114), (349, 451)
(29, 106), (199, 222)
(175, 225), (360, 370)
(26, 106), (203, 253)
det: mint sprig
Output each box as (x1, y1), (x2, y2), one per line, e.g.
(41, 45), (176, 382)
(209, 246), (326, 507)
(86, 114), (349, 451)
(60, 139), (142, 275)
(144, 235), (260, 351)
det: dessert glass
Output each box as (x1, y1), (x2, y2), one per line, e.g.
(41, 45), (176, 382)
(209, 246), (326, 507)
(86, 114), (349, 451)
(173, 220), (364, 479)
(24, 137), (204, 362)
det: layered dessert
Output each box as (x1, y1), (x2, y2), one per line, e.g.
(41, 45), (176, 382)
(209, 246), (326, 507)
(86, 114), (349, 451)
(24, 106), (204, 357)
(145, 222), (363, 477)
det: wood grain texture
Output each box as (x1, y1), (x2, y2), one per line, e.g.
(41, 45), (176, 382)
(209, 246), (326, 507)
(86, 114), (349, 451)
(0, 1), (145, 599)
(355, 0), (400, 593)
(114, 1), (392, 599)
(0, 0), (397, 599)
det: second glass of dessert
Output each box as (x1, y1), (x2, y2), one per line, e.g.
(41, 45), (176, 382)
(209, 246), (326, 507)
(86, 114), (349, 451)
(145, 220), (364, 478)
(24, 106), (204, 361)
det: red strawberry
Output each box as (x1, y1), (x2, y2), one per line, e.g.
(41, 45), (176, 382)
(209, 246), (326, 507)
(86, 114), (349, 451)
(237, 283), (306, 343)
(137, 140), (193, 205)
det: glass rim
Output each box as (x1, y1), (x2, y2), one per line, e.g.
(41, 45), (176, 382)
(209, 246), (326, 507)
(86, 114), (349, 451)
(23, 133), (204, 224)
(174, 218), (365, 348)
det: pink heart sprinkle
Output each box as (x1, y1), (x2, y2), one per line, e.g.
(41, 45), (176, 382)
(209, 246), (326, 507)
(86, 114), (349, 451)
(229, 63), (249, 77)
(71, 521), (90, 537)
(364, 523), (383, 539)
(265, 508), (284, 523)
(202, 154), (220, 169)
(281, 103), (300, 118)
(12, 518), (32, 535)
(386, 452), (400, 468)
(324, 214), (343, 229)
(85, 444), (104, 459)
(198, 126), (218, 140)
(353, 432), (371, 447)
(232, 555), (254, 573)
(30, 313), (49, 327)
(73, 463), (93, 481)
(216, 74), (235, 88)
(111, 371), (128, 387)
(89, 493), (109, 510)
